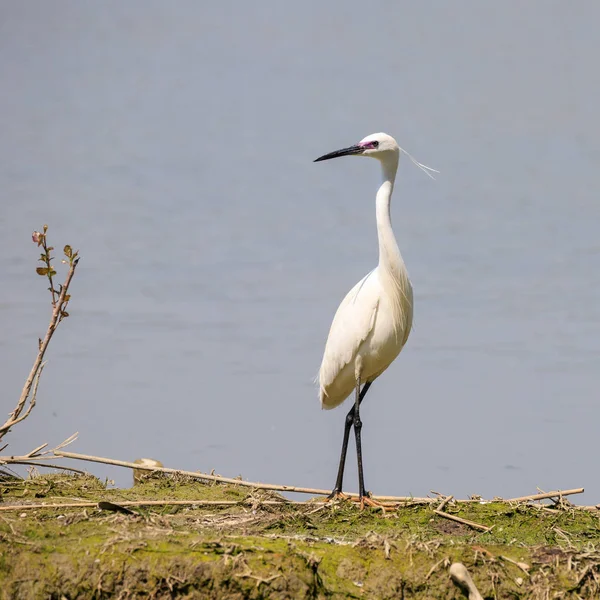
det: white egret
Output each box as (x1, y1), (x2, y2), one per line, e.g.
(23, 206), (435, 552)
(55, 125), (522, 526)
(314, 132), (436, 506)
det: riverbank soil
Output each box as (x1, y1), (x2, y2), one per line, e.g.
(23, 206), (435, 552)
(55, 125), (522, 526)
(1, 474), (599, 598)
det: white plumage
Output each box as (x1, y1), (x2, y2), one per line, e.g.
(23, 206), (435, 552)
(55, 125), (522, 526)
(313, 131), (433, 503)
(317, 132), (413, 410)
(319, 266), (413, 410)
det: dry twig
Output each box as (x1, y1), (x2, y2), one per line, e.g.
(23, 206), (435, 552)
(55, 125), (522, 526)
(433, 493), (491, 532)
(0, 433), (78, 468)
(433, 509), (492, 533)
(436, 494), (454, 512)
(498, 554), (530, 575)
(507, 488), (584, 503)
(425, 556), (450, 580)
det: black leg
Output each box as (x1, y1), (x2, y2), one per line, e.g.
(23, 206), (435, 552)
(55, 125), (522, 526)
(327, 381), (372, 499)
(353, 377), (368, 501)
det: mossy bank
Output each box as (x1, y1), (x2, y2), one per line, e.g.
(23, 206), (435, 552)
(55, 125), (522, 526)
(1, 473), (599, 599)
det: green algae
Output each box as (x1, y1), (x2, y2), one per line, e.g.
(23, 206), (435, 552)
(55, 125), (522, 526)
(1, 473), (600, 599)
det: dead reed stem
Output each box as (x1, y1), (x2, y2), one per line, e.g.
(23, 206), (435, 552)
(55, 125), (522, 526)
(53, 451), (587, 506)
(0, 498), (302, 512)
(507, 488), (584, 502)
(54, 450), (433, 502)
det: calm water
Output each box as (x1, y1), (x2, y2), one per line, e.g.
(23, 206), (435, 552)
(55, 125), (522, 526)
(1, 2), (599, 502)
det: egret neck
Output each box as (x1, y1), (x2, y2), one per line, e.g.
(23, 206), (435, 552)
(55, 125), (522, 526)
(376, 154), (403, 277)
(375, 153), (411, 341)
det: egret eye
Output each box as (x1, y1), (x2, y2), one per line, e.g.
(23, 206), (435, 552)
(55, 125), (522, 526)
(371, 141), (379, 148)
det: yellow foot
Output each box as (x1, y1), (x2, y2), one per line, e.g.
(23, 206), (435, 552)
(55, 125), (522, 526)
(352, 495), (398, 511)
(323, 491), (352, 503)
(360, 496), (384, 510)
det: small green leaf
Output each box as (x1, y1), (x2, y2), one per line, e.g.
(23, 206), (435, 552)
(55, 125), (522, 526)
(36, 267), (49, 276)
(64, 294), (71, 302)
(49, 269), (57, 277)
(64, 245), (73, 258)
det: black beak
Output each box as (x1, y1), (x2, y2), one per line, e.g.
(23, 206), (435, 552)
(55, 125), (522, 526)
(314, 144), (363, 162)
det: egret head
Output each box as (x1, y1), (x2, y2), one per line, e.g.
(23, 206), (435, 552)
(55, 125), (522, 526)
(314, 132), (399, 163)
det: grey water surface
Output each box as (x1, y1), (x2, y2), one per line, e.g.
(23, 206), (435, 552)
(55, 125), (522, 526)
(1, 1), (599, 502)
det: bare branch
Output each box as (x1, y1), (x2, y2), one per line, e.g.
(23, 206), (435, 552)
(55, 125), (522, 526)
(1, 363), (47, 436)
(0, 229), (79, 442)
(0, 433), (79, 467)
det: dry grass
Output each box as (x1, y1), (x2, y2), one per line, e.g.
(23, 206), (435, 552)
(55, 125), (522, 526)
(1, 472), (600, 599)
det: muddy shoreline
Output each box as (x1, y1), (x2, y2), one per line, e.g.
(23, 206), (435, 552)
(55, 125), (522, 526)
(1, 473), (599, 598)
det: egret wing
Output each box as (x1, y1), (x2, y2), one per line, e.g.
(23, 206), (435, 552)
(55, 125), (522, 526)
(318, 270), (379, 393)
